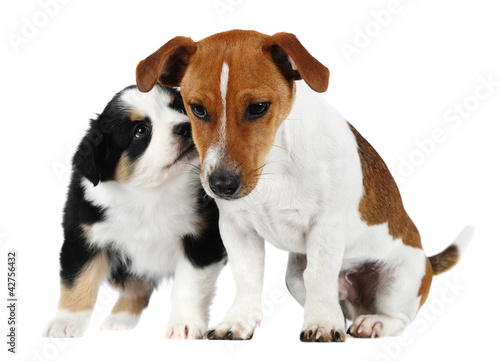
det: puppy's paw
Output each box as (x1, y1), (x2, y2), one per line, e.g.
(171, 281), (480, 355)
(100, 313), (140, 331)
(42, 310), (92, 338)
(348, 314), (384, 338)
(166, 321), (205, 340)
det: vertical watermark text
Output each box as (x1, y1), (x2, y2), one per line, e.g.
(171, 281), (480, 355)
(6, 251), (18, 354)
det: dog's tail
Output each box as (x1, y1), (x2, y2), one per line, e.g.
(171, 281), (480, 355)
(428, 226), (474, 276)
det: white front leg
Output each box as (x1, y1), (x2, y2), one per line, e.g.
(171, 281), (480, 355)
(301, 215), (347, 342)
(205, 215), (265, 340)
(167, 256), (224, 340)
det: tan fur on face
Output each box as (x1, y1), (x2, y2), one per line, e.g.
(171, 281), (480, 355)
(115, 153), (135, 183)
(81, 224), (93, 239)
(59, 252), (108, 312)
(129, 109), (145, 122)
(181, 33), (296, 197)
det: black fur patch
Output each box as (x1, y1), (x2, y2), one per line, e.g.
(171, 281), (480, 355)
(182, 186), (227, 268)
(60, 173), (104, 287)
(106, 249), (134, 287)
(160, 85), (186, 114)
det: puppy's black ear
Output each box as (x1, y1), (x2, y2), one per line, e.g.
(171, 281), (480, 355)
(73, 127), (104, 186)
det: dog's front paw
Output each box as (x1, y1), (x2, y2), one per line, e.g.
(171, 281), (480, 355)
(204, 320), (256, 340)
(204, 309), (261, 340)
(167, 321), (206, 340)
(300, 323), (346, 342)
(42, 310), (92, 338)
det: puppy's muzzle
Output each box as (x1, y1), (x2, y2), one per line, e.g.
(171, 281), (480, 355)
(209, 170), (240, 199)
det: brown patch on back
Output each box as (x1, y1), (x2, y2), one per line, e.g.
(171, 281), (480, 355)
(349, 124), (422, 249)
(115, 153), (135, 183)
(110, 279), (153, 315)
(428, 244), (459, 275)
(59, 252), (108, 312)
(418, 258), (434, 307)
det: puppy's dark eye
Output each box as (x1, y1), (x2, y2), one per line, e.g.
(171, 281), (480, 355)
(190, 104), (210, 122)
(246, 102), (270, 120)
(134, 124), (150, 138)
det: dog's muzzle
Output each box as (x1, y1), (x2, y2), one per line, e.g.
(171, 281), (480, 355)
(208, 170), (240, 199)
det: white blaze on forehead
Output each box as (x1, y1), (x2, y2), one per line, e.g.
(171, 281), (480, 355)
(202, 62), (230, 182)
(219, 62), (229, 140)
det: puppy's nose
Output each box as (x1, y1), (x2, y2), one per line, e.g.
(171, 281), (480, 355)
(209, 171), (240, 198)
(173, 122), (191, 138)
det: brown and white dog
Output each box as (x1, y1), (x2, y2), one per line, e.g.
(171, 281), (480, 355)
(136, 30), (473, 342)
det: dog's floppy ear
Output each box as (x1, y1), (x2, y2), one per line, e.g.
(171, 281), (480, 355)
(136, 36), (197, 92)
(72, 127), (104, 186)
(262, 32), (330, 93)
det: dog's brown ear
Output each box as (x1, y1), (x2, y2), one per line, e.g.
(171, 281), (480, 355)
(136, 36), (197, 92)
(262, 32), (329, 93)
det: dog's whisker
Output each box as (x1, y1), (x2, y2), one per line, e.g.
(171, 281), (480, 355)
(272, 144), (297, 159)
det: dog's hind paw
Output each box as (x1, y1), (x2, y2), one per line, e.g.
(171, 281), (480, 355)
(348, 314), (385, 338)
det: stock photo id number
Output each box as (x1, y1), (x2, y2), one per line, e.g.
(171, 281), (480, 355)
(7, 251), (17, 354)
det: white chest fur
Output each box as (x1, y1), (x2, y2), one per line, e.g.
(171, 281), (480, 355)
(82, 172), (200, 279)
(216, 83), (364, 254)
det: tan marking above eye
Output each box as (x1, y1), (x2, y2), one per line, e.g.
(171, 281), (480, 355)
(129, 109), (145, 122)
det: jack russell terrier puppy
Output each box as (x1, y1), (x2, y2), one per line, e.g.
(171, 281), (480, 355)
(43, 84), (226, 339)
(136, 30), (473, 342)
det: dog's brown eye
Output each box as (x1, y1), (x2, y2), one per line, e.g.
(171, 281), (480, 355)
(190, 104), (210, 122)
(134, 124), (150, 138)
(246, 102), (270, 120)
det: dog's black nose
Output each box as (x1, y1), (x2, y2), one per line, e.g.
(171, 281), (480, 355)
(173, 122), (191, 138)
(209, 171), (240, 198)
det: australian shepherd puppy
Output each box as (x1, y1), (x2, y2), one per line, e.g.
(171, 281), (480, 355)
(43, 84), (226, 339)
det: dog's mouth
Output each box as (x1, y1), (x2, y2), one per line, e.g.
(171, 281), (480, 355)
(164, 143), (198, 170)
(175, 143), (197, 164)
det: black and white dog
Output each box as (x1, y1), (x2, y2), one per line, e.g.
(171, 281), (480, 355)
(43, 85), (226, 339)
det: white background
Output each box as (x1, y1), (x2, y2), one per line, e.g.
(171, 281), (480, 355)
(1, 0), (499, 360)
